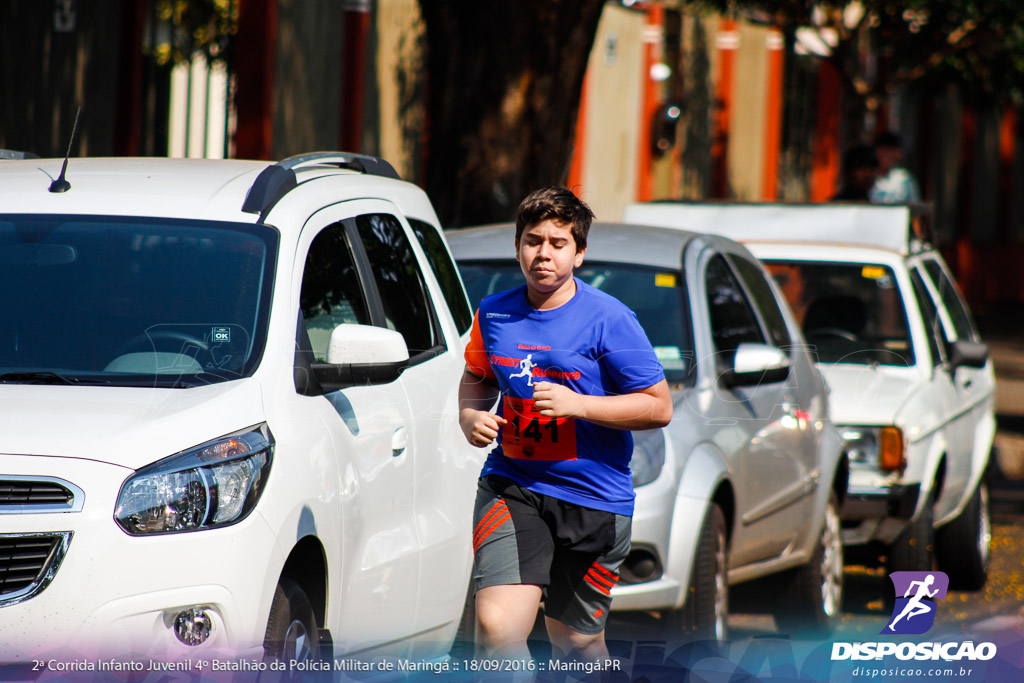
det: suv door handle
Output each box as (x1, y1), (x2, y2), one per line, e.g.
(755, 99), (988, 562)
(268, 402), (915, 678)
(392, 426), (409, 456)
(961, 378), (973, 390)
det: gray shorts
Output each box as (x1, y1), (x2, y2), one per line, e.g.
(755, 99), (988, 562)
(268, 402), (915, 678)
(472, 475), (631, 635)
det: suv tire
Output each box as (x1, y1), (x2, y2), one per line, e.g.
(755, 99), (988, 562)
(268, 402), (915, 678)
(264, 578), (319, 662)
(936, 481), (990, 591)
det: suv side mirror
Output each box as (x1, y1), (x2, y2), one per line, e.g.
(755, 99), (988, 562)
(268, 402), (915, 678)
(949, 340), (989, 370)
(721, 343), (791, 388)
(309, 324), (410, 393)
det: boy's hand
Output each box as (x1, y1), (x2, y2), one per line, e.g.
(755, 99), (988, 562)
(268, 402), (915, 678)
(532, 381), (586, 419)
(460, 408), (507, 448)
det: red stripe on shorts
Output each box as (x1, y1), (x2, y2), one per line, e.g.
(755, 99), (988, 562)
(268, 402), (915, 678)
(474, 500), (511, 552)
(584, 574), (612, 595)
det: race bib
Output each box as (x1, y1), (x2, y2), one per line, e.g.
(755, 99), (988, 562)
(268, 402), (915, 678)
(501, 395), (577, 461)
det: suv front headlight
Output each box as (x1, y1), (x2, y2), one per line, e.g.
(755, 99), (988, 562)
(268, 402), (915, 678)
(840, 425), (904, 472)
(115, 424), (274, 535)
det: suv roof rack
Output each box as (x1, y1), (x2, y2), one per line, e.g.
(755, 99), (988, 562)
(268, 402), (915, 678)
(242, 151), (401, 219)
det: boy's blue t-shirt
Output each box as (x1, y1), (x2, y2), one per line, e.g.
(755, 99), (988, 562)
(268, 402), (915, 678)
(465, 278), (665, 516)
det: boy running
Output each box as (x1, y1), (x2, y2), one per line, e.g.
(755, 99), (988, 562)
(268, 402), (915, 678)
(458, 187), (672, 664)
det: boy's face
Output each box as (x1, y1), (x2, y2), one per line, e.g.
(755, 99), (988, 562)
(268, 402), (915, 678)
(515, 219), (585, 296)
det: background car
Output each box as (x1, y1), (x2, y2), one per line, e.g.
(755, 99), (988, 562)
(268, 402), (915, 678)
(625, 202), (996, 590)
(0, 153), (481, 663)
(447, 222), (848, 639)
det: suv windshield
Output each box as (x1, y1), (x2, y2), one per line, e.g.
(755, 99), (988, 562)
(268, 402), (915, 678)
(0, 215), (277, 387)
(456, 260), (694, 383)
(763, 260), (914, 366)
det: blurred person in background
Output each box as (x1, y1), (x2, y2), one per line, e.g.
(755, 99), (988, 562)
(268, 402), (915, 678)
(831, 144), (879, 202)
(870, 131), (921, 203)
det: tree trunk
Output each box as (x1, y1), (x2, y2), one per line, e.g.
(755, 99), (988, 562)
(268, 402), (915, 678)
(419, 1), (605, 228)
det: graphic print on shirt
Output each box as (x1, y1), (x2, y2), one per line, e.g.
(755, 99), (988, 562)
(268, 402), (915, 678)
(508, 354), (537, 386)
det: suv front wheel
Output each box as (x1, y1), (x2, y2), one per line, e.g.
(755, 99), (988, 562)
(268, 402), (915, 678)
(264, 578), (320, 662)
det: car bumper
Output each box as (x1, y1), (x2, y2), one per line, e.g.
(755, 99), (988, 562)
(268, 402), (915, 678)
(0, 454), (281, 662)
(610, 468), (687, 612)
(840, 482), (920, 546)
(841, 482), (920, 520)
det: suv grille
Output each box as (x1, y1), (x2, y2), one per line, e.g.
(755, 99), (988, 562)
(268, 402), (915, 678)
(0, 477), (83, 513)
(0, 480), (73, 507)
(0, 533), (72, 607)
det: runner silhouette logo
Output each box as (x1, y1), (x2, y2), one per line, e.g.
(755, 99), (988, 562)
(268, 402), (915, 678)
(883, 571), (949, 635)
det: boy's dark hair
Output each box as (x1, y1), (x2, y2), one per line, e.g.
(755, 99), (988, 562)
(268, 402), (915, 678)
(515, 187), (595, 252)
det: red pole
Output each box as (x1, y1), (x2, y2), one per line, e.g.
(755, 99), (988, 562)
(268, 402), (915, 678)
(567, 72), (591, 191)
(234, 0), (278, 159)
(810, 61), (841, 201)
(711, 18), (737, 198)
(114, 2), (145, 156)
(340, 0), (371, 153)
(761, 28), (784, 200)
(636, 3), (663, 202)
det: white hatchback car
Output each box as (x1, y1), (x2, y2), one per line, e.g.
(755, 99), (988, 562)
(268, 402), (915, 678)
(627, 202), (996, 589)
(0, 154), (481, 662)
(448, 222), (847, 640)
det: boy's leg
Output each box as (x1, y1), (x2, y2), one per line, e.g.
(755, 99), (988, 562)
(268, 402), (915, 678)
(545, 615), (608, 660)
(544, 513), (631, 661)
(476, 584), (543, 659)
(472, 476), (554, 659)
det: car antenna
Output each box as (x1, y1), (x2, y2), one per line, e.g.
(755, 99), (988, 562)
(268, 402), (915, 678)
(49, 105), (81, 194)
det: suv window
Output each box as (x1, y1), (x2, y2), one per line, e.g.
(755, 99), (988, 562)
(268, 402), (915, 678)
(729, 255), (792, 348)
(300, 222), (371, 361)
(706, 255), (766, 367)
(0, 214), (276, 385)
(355, 214), (441, 357)
(409, 219), (473, 336)
(922, 259), (977, 342)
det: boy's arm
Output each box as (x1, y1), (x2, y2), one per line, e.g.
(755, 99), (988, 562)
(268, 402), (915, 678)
(458, 367), (507, 447)
(532, 379), (672, 431)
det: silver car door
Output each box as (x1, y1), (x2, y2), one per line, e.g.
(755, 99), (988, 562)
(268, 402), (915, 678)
(701, 252), (804, 564)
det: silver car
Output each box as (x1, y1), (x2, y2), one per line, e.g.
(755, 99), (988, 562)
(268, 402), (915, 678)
(447, 222), (848, 640)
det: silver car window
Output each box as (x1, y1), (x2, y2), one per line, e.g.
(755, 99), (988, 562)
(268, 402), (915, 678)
(705, 255), (766, 367)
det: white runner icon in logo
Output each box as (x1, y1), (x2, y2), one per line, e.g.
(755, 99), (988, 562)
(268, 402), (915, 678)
(887, 573), (939, 632)
(509, 354), (537, 387)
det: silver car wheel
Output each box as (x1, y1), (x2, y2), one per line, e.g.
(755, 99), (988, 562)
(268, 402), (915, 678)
(819, 499), (843, 618)
(283, 618), (313, 661)
(714, 525), (728, 641)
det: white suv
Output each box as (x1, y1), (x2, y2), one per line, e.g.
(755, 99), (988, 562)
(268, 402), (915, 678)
(626, 202), (996, 589)
(0, 153), (481, 662)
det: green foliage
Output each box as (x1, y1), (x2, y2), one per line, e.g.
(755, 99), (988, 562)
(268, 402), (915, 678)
(150, 0), (239, 65)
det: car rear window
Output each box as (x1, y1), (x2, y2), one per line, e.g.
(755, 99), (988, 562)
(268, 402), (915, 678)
(763, 260), (915, 366)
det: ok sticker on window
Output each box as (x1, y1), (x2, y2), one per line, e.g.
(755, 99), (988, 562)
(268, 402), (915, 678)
(501, 396), (577, 461)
